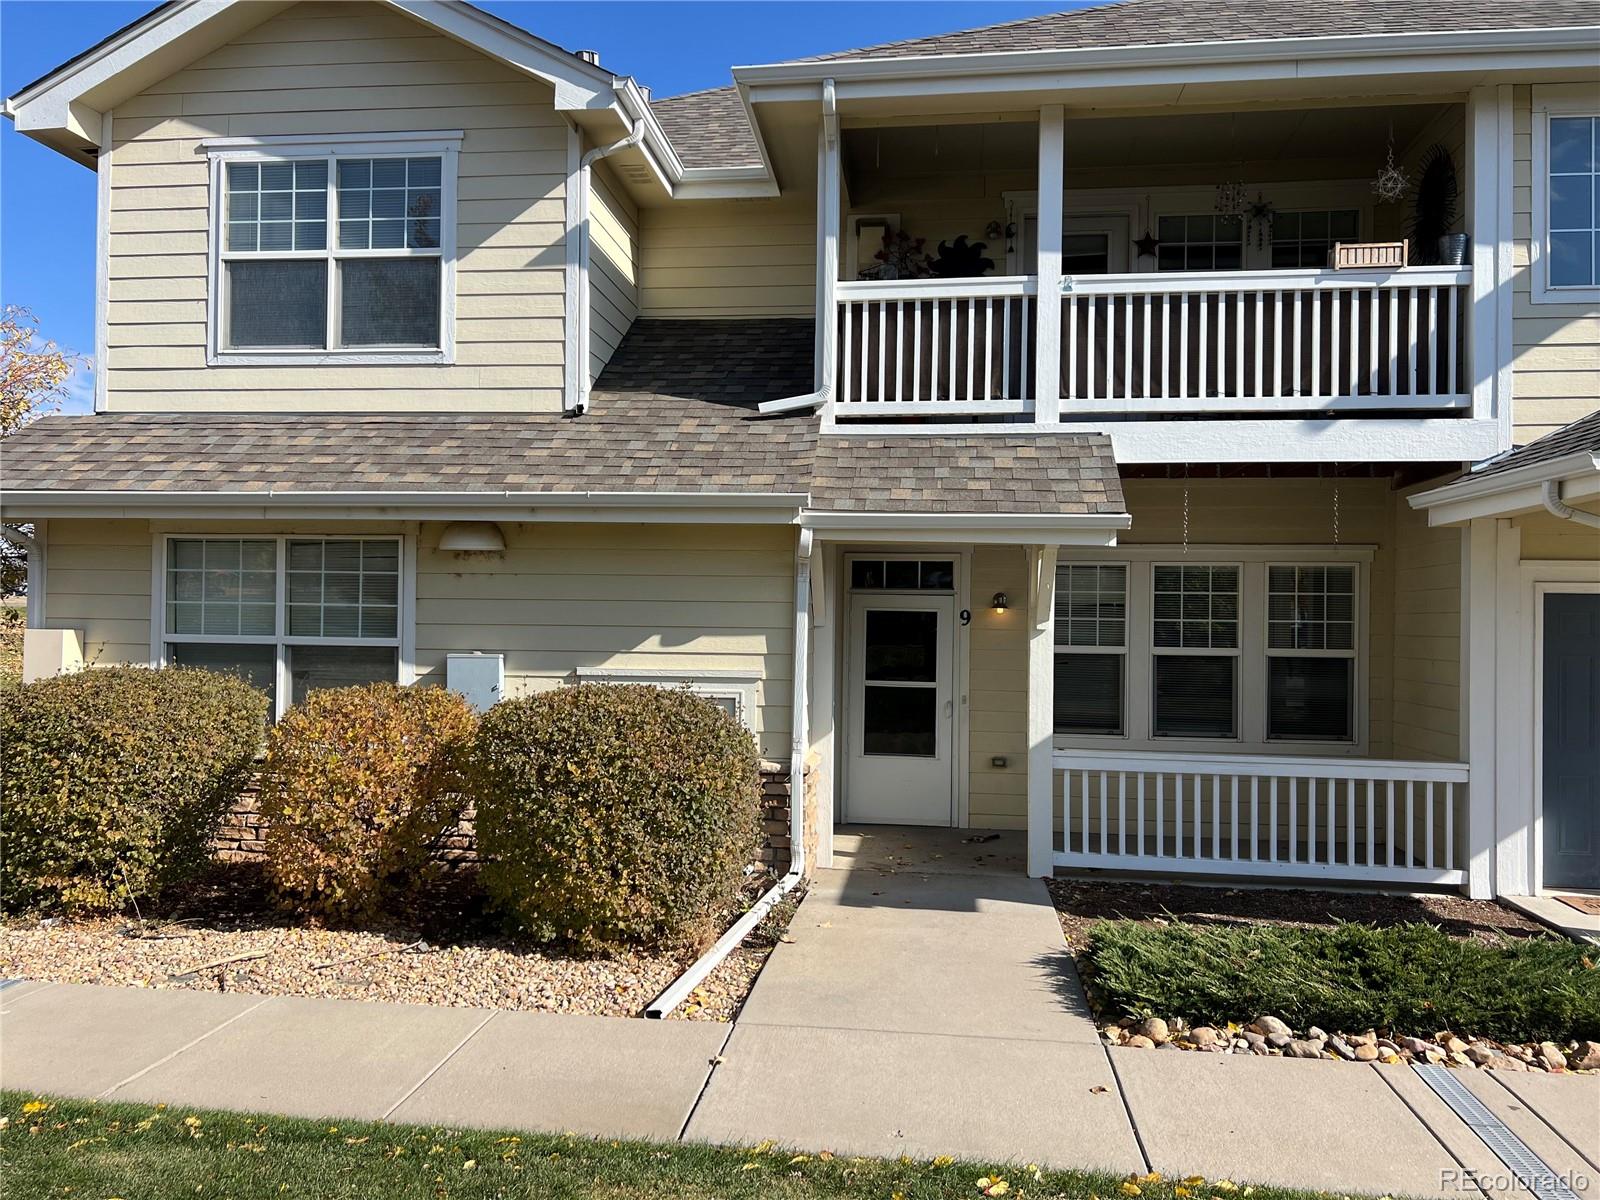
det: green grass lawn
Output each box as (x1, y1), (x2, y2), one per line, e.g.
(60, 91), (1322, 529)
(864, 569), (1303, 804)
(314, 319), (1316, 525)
(3, 1091), (1369, 1200)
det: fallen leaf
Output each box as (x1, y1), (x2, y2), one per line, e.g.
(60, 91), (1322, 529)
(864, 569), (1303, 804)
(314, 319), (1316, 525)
(1090, 1085), (1108, 1094)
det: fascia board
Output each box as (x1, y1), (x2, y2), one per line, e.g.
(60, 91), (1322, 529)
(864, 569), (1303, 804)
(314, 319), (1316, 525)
(1408, 452), (1600, 523)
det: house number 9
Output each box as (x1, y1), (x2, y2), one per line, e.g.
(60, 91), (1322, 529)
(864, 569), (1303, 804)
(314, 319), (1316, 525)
(959, 609), (972, 625)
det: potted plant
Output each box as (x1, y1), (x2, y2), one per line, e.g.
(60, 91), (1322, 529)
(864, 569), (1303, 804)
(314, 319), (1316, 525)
(1409, 144), (1466, 266)
(925, 234), (994, 278)
(860, 230), (930, 281)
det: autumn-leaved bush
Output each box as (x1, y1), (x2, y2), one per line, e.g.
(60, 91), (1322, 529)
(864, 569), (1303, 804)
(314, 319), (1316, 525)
(467, 684), (762, 952)
(259, 683), (478, 922)
(0, 666), (266, 912)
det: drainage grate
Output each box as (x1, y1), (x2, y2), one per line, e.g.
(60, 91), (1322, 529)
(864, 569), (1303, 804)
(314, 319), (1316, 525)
(1412, 1063), (1583, 1200)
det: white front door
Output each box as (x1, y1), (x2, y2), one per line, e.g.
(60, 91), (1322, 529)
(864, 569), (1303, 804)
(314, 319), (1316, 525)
(846, 592), (956, 825)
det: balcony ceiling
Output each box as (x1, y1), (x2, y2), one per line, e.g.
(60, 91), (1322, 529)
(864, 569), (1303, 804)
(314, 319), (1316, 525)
(841, 102), (1452, 181)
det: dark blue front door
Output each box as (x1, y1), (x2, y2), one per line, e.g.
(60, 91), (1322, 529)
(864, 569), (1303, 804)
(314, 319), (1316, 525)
(1543, 592), (1600, 890)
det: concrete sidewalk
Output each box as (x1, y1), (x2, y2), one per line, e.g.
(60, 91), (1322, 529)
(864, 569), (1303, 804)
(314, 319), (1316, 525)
(3, 828), (1597, 1196)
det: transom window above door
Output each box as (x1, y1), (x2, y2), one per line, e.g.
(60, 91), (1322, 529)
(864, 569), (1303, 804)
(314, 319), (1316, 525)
(850, 559), (955, 591)
(206, 133), (459, 362)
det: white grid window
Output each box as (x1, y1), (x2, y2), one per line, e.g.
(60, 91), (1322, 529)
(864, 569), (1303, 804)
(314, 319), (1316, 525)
(162, 536), (403, 719)
(1157, 214), (1243, 271)
(1548, 115), (1599, 289)
(1152, 564), (1239, 739)
(1271, 209), (1360, 269)
(1054, 564), (1126, 736)
(209, 135), (457, 360)
(1266, 564), (1357, 742)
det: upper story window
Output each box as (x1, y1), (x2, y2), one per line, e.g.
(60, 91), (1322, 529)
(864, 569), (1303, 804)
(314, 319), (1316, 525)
(1156, 214), (1243, 271)
(204, 133), (460, 363)
(1271, 210), (1360, 269)
(1532, 88), (1600, 305)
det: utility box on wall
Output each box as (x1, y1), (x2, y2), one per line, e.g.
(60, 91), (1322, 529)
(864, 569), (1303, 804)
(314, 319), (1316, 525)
(446, 652), (504, 712)
(22, 627), (83, 684)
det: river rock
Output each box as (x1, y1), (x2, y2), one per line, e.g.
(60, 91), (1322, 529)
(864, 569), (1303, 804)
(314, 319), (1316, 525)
(1328, 1036), (1358, 1060)
(1569, 1040), (1600, 1071)
(1354, 1043), (1380, 1062)
(1538, 1043), (1568, 1071)
(1136, 1017), (1171, 1044)
(1250, 1015), (1292, 1038)
(1125, 1034), (1156, 1049)
(1188, 1026), (1220, 1049)
(1443, 1035), (1469, 1055)
(1287, 1038), (1324, 1059)
(1464, 1043), (1498, 1066)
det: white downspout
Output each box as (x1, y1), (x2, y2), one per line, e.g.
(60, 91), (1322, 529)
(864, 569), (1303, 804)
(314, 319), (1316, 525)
(1541, 480), (1600, 529)
(646, 528), (811, 1017)
(758, 80), (838, 416)
(573, 119), (645, 415)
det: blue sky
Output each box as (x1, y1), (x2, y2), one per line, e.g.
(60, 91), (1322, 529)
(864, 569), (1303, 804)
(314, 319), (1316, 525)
(0, 0), (1073, 413)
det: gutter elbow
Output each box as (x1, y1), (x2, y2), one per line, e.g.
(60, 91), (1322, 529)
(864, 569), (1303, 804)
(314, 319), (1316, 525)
(1542, 480), (1600, 529)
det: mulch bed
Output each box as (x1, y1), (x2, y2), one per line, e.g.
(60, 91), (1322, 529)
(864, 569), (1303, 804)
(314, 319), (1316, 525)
(0, 861), (790, 1022)
(1047, 877), (1545, 951)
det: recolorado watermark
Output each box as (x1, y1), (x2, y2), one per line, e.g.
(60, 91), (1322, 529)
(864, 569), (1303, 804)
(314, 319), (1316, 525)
(1440, 1167), (1592, 1193)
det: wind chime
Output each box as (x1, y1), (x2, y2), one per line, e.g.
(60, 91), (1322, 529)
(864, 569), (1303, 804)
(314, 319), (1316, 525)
(1371, 122), (1410, 204)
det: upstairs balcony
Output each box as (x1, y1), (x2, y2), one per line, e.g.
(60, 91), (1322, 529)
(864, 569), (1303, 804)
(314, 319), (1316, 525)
(817, 96), (1506, 462)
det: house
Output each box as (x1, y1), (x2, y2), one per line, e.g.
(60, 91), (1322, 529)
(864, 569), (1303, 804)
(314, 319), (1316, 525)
(3, 0), (1597, 903)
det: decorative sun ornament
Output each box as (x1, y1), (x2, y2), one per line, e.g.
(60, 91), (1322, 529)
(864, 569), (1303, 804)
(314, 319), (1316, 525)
(1371, 129), (1410, 204)
(1214, 180), (1249, 217)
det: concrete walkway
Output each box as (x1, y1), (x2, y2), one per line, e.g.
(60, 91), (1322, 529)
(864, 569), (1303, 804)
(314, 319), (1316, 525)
(4, 829), (1597, 1196)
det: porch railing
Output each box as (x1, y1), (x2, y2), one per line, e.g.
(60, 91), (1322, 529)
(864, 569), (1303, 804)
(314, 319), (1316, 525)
(1052, 748), (1468, 886)
(1060, 267), (1470, 415)
(835, 277), (1037, 416)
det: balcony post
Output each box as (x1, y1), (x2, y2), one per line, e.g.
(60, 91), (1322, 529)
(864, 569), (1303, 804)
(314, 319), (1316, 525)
(1026, 543), (1059, 877)
(1034, 105), (1064, 424)
(815, 79), (841, 405)
(1465, 85), (1513, 447)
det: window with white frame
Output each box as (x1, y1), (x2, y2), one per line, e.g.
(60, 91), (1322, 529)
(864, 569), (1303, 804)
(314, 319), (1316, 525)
(1266, 564), (1356, 742)
(163, 536), (402, 716)
(1547, 114), (1598, 289)
(1156, 214), (1243, 271)
(211, 136), (456, 357)
(1151, 564), (1239, 738)
(1270, 210), (1360, 269)
(1053, 564), (1126, 736)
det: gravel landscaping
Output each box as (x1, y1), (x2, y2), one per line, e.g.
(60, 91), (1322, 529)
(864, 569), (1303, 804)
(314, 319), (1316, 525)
(0, 862), (792, 1022)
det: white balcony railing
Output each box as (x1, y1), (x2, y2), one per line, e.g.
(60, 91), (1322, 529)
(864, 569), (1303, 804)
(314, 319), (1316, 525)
(832, 267), (1471, 422)
(836, 277), (1037, 415)
(1052, 748), (1468, 886)
(1061, 266), (1471, 415)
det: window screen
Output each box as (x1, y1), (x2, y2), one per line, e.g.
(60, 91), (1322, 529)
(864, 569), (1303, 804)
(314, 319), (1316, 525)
(1548, 116), (1598, 288)
(340, 258), (441, 347)
(1054, 564), (1127, 736)
(336, 157), (443, 251)
(290, 645), (399, 706)
(226, 260), (327, 349)
(168, 642), (277, 710)
(1267, 564), (1357, 741)
(1154, 656), (1237, 738)
(1152, 564), (1238, 738)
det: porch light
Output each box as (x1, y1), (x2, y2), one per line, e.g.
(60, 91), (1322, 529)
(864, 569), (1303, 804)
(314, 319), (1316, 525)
(990, 592), (1010, 613)
(438, 521), (506, 553)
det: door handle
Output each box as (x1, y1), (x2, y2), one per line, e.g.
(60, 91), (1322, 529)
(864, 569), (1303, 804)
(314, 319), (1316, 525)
(943, 699), (953, 718)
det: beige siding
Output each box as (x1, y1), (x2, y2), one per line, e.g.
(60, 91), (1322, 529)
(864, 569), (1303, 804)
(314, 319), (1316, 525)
(105, 1), (569, 412)
(1516, 505), (1600, 560)
(638, 199), (815, 317)
(41, 520), (152, 667)
(415, 522), (796, 760)
(1512, 84), (1600, 441)
(968, 546), (1029, 829)
(1390, 481), (1462, 762)
(589, 160), (638, 377)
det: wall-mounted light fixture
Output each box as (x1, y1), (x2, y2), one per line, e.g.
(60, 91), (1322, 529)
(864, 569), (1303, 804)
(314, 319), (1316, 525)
(990, 591), (1010, 613)
(438, 521), (506, 553)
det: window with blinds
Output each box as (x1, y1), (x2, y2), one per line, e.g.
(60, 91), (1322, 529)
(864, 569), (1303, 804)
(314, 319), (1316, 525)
(1152, 564), (1239, 738)
(1053, 564), (1127, 735)
(217, 146), (450, 354)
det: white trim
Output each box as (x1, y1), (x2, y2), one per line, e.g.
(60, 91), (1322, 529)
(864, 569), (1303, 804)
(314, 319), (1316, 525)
(1026, 543), (1059, 876)
(1465, 86), (1515, 448)
(1410, 452), (1600, 525)
(1034, 105), (1064, 424)
(803, 511), (1128, 548)
(563, 122), (582, 412)
(93, 109), (111, 413)
(399, 527), (417, 687)
(203, 135), (458, 365)
(1530, 86), (1600, 306)
(21, 520), (47, 630)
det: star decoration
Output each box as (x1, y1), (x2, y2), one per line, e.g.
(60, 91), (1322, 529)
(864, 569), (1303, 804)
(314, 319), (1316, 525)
(1133, 231), (1161, 259)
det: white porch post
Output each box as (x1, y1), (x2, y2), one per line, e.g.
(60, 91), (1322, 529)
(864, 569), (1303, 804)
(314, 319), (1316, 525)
(1026, 543), (1059, 877)
(1034, 105), (1064, 424)
(1462, 518), (1499, 899)
(1465, 85), (1514, 448)
(815, 80), (841, 408)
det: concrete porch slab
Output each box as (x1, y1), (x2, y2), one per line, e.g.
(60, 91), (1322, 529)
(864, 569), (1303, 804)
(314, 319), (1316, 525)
(686, 1023), (1143, 1172)
(1502, 894), (1600, 944)
(831, 825), (1028, 877)
(389, 1009), (730, 1142)
(0, 982), (265, 1099)
(1111, 1051), (1468, 1196)
(106, 994), (491, 1121)
(734, 866), (1095, 1044)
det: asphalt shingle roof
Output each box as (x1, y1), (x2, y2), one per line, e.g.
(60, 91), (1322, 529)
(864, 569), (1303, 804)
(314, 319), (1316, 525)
(656, 0), (1597, 168)
(1468, 409), (1600, 482)
(0, 319), (1123, 517)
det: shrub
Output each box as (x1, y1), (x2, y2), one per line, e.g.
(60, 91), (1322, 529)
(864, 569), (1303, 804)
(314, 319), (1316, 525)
(0, 666), (267, 912)
(1084, 918), (1600, 1044)
(467, 684), (762, 952)
(259, 683), (478, 922)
